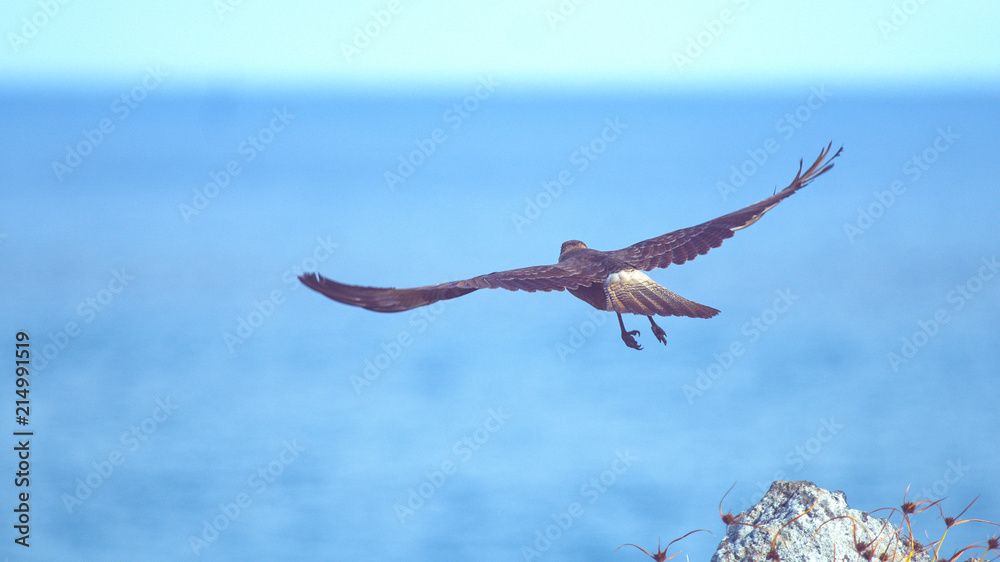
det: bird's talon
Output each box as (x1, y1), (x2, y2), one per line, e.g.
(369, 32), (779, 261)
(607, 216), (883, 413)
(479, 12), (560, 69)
(622, 331), (642, 350)
(651, 325), (668, 345)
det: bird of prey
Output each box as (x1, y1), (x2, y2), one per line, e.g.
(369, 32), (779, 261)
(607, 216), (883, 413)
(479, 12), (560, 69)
(300, 143), (841, 350)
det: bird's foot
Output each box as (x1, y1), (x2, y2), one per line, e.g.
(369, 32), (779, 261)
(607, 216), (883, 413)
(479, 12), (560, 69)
(621, 329), (642, 350)
(649, 321), (668, 346)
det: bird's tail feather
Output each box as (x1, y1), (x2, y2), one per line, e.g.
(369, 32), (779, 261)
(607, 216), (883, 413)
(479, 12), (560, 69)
(605, 271), (719, 319)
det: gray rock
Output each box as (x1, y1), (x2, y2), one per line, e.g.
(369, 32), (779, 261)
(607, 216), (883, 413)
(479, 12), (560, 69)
(709, 480), (932, 562)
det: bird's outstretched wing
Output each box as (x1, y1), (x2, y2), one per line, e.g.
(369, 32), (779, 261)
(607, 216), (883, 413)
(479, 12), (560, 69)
(606, 143), (842, 271)
(298, 263), (602, 313)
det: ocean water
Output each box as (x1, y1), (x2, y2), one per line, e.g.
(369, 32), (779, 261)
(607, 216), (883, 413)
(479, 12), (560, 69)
(2, 86), (998, 560)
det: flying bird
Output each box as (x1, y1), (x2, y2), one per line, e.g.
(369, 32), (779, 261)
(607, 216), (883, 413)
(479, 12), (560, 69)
(300, 143), (841, 350)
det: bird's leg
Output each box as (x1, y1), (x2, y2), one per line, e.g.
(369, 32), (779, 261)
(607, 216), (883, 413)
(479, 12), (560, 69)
(617, 312), (642, 350)
(648, 316), (668, 345)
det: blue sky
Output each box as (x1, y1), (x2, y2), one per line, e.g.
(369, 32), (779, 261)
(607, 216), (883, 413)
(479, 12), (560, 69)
(4, 1), (999, 90)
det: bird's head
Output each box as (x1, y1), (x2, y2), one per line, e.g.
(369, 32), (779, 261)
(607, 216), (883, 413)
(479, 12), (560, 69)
(559, 240), (587, 261)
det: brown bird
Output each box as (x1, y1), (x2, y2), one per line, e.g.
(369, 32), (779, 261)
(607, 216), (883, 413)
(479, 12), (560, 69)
(300, 143), (841, 350)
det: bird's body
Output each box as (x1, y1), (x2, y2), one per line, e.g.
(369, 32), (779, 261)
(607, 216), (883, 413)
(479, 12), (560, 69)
(300, 144), (842, 349)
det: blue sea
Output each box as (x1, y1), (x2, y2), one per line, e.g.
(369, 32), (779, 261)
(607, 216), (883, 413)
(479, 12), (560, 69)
(2, 84), (998, 560)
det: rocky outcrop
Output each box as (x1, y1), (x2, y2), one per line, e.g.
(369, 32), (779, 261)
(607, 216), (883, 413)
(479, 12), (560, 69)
(710, 481), (932, 562)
